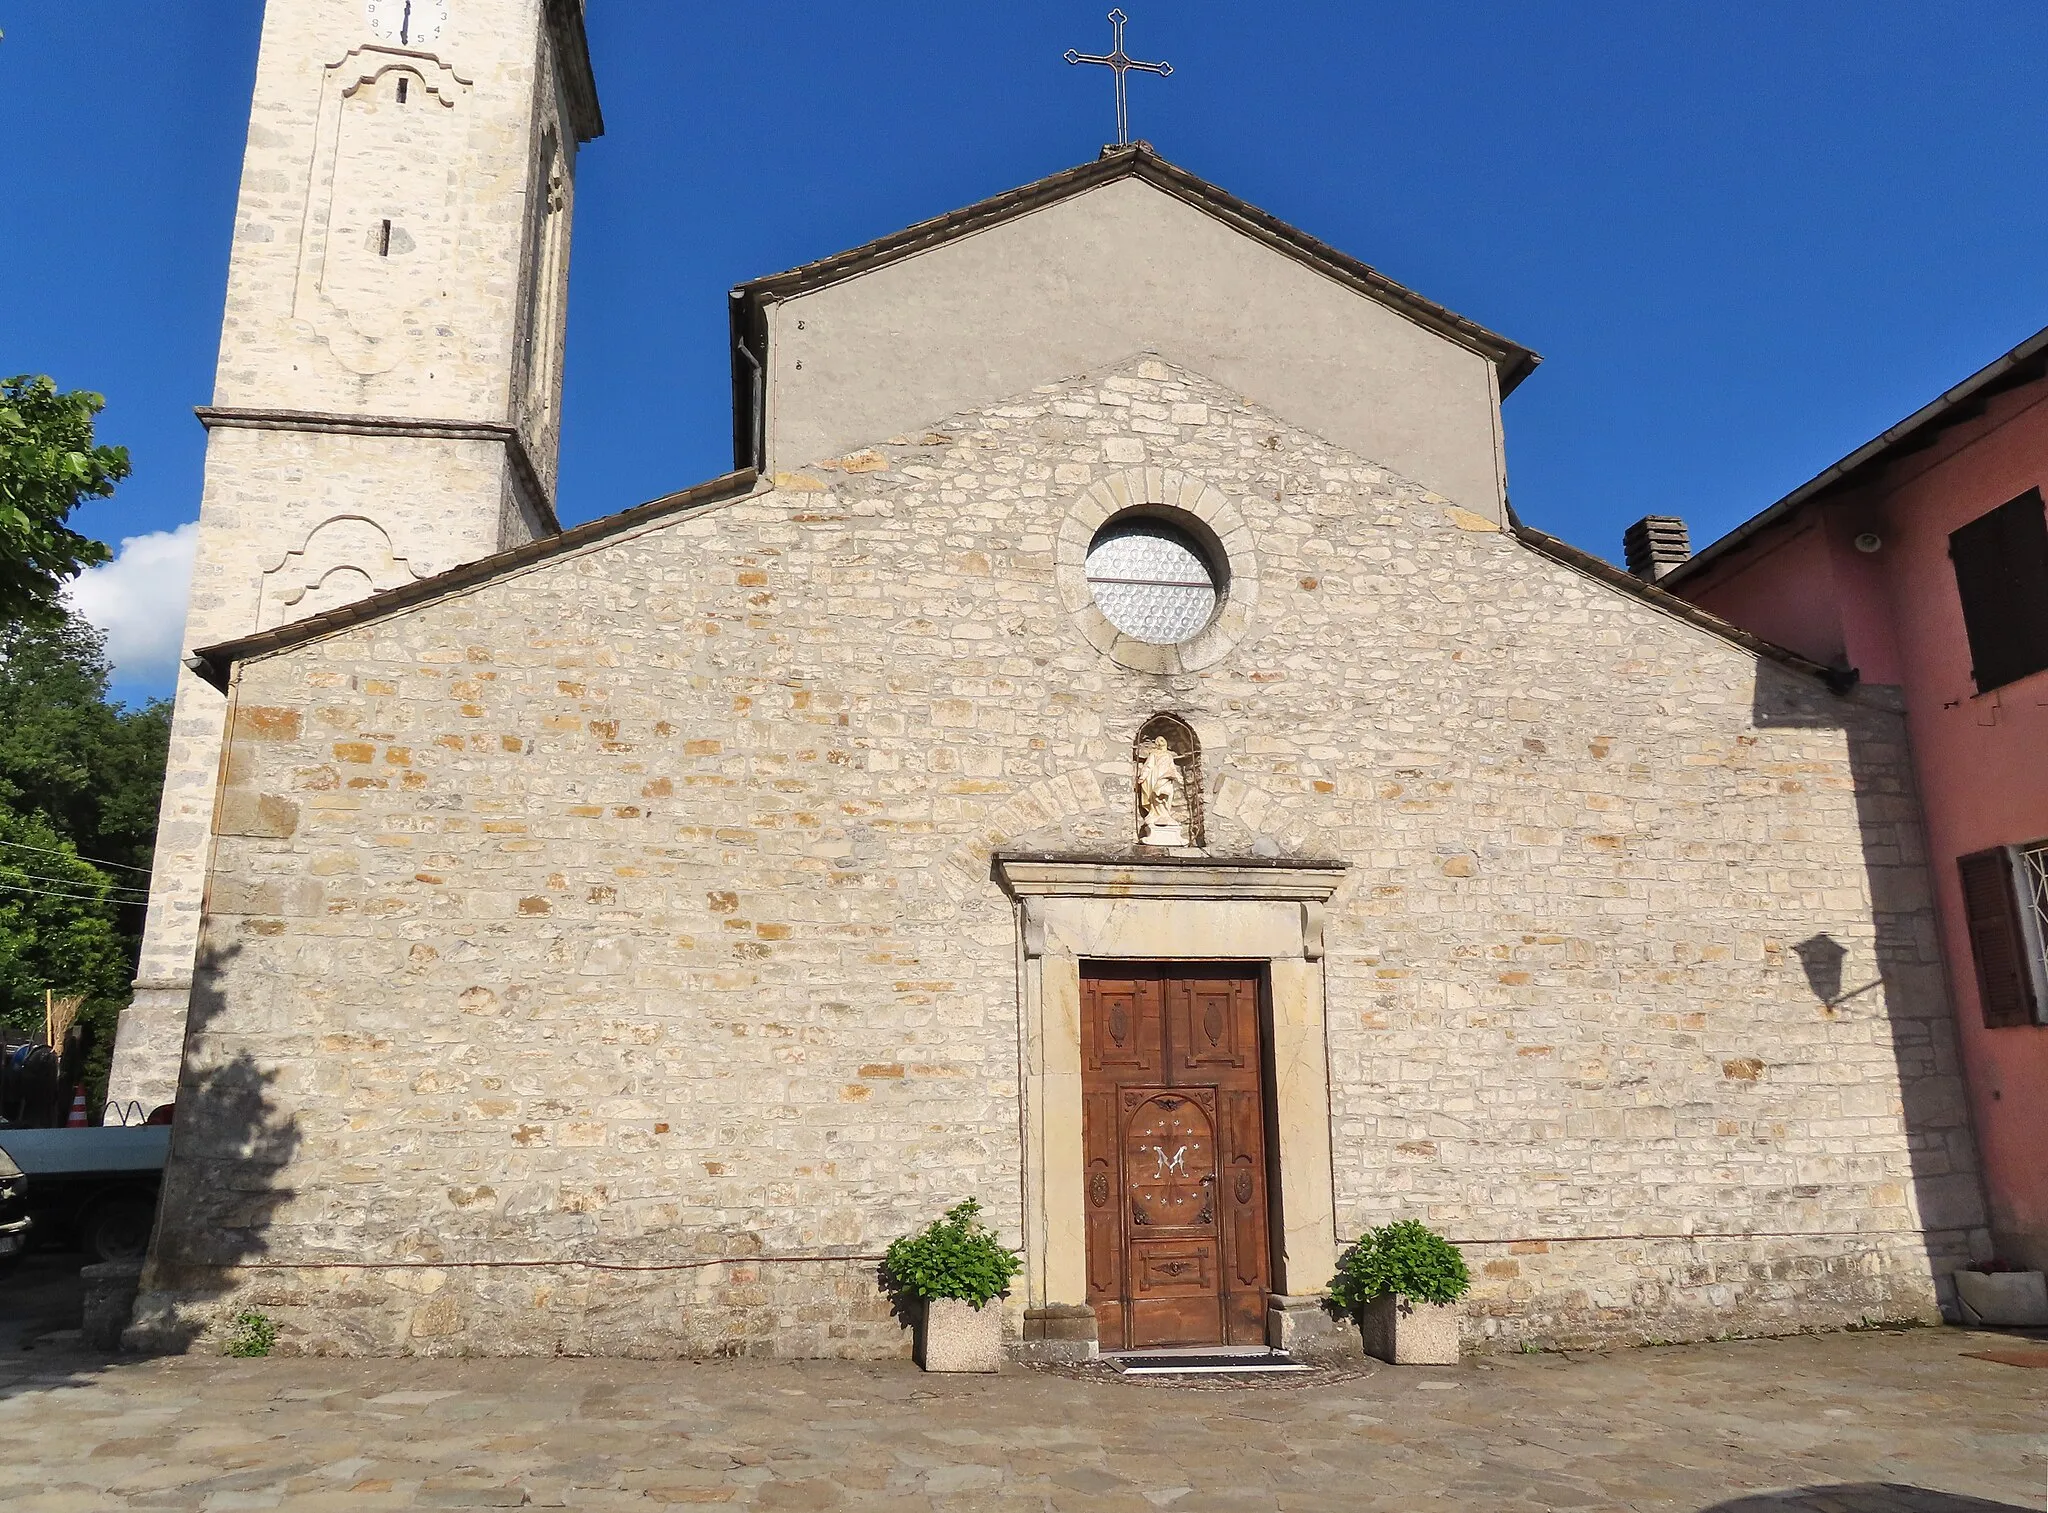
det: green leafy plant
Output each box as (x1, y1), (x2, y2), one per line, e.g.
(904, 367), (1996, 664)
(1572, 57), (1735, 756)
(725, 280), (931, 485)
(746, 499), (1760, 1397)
(223, 1309), (277, 1358)
(0, 376), (127, 625)
(882, 1199), (1020, 1310)
(1328, 1219), (1471, 1310)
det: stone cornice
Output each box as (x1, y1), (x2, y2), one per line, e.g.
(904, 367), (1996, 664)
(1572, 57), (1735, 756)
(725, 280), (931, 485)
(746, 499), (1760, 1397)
(992, 855), (1346, 902)
(195, 405), (560, 539)
(996, 856), (1345, 962)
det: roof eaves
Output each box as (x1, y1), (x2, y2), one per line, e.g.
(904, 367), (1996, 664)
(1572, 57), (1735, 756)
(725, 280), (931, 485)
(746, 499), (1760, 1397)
(188, 468), (758, 691)
(1665, 320), (2048, 590)
(546, 0), (604, 142)
(1510, 519), (1855, 694)
(1122, 152), (1541, 395)
(733, 152), (1127, 306)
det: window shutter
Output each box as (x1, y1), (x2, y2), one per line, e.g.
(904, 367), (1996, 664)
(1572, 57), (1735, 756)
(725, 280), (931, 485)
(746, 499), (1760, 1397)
(1949, 487), (2048, 693)
(1958, 848), (2035, 1028)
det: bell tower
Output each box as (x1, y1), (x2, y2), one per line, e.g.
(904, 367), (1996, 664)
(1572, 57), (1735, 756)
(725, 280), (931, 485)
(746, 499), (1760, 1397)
(107, 0), (603, 1107)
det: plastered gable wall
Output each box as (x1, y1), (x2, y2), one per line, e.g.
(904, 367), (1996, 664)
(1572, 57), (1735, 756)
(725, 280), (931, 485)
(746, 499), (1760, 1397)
(765, 176), (1509, 521)
(137, 358), (1982, 1356)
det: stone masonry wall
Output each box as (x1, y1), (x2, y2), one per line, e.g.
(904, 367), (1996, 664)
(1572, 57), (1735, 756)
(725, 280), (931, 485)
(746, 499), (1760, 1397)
(113, 429), (544, 1110)
(111, 0), (582, 1110)
(134, 357), (1986, 1356)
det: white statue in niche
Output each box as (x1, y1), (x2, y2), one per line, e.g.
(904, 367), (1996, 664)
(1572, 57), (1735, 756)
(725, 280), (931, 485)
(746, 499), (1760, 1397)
(1136, 736), (1187, 847)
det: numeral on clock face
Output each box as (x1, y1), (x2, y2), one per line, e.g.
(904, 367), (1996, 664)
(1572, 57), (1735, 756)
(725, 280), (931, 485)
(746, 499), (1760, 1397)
(365, 0), (450, 46)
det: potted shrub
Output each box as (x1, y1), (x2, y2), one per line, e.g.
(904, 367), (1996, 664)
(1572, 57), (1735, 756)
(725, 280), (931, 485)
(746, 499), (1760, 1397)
(1953, 1259), (2048, 1328)
(1330, 1219), (1471, 1366)
(883, 1199), (1020, 1372)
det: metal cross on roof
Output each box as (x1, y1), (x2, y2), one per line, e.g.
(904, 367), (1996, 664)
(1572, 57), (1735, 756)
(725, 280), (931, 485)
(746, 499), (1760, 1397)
(1064, 10), (1173, 149)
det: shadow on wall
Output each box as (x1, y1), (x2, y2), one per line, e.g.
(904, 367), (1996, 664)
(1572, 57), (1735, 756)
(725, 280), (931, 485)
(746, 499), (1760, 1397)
(1698, 1485), (2032, 1512)
(1751, 666), (1989, 1311)
(127, 937), (300, 1352)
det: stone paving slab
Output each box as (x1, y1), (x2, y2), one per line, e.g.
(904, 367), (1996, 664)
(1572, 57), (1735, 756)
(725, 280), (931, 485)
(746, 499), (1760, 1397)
(0, 1327), (2041, 1510)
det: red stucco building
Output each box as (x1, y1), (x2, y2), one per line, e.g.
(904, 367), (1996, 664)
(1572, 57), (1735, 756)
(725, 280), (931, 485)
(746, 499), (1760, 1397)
(1665, 325), (2048, 1273)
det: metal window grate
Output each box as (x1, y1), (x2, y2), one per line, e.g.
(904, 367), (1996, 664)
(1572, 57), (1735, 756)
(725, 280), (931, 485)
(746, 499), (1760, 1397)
(2022, 842), (2048, 968)
(1085, 521), (1218, 645)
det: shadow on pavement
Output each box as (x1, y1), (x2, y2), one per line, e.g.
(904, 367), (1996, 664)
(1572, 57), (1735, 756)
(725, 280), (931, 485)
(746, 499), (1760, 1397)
(1701, 1485), (2033, 1511)
(0, 1249), (83, 1350)
(0, 1248), (122, 1408)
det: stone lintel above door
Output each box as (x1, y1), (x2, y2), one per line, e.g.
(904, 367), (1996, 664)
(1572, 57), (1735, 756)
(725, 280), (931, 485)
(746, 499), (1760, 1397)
(993, 855), (1345, 964)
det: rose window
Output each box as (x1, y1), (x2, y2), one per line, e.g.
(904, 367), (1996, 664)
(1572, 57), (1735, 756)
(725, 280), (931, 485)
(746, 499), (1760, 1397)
(1084, 518), (1220, 645)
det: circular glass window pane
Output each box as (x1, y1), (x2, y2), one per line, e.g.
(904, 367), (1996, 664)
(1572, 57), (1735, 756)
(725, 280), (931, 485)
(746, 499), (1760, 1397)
(1085, 518), (1219, 645)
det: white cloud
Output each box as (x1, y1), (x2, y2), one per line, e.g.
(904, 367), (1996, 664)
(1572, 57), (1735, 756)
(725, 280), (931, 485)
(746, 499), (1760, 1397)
(65, 521), (200, 696)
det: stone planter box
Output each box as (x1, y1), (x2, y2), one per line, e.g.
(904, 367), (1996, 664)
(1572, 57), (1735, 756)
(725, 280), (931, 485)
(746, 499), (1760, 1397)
(916, 1297), (1003, 1373)
(1954, 1269), (2048, 1328)
(1359, 1295), (1461, 1366)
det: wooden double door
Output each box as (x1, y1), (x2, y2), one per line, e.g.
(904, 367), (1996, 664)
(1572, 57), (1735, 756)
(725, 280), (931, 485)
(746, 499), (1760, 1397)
(1081, 964), (1273, 1349)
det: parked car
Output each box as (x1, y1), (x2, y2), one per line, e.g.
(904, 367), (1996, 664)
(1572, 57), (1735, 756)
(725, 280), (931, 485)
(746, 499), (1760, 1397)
(0, 1126), (169, 1264)
(0, 1146), (29, 1274)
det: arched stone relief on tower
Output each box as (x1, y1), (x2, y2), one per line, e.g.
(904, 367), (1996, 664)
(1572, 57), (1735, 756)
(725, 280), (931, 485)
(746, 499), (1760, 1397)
(257, 516), (419, 630)
(1134, 714), (1204, 848)
(293, 47), (474, 373)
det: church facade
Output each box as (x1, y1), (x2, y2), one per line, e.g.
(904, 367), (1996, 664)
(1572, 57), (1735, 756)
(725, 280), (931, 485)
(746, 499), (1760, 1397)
(126, 2), (1988, 1358)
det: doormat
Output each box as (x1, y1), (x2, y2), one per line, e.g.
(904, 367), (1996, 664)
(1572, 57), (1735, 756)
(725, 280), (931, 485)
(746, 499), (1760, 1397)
(1114, 1352), (1309, 1375)
(1961, 1349), (2048, 1368)
(1026, 1352), (1381, 1391)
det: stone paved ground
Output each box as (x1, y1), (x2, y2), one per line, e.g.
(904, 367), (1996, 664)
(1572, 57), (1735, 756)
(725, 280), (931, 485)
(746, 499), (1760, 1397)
(0, 1327), (2042, 1511)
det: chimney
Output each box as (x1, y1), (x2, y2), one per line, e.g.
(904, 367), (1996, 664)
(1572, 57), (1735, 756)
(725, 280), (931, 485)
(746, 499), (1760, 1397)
(1623, 516), (1690, 582)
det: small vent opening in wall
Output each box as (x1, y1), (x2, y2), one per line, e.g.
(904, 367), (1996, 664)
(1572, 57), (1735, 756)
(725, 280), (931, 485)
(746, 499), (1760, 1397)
(379, 219), (393, 257)
(397, 77), (409, 104)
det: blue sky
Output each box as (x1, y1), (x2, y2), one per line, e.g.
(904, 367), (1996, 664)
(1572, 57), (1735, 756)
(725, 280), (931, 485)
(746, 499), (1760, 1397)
(7, 3), (2048, 701)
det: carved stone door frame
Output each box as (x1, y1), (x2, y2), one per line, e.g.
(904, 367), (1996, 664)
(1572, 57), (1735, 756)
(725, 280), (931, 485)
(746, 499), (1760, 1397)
(994, 856), (1345, 1352)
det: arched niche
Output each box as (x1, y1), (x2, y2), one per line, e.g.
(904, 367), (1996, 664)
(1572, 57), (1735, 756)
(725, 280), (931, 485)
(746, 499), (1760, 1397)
(1134, 713), (1204, 849)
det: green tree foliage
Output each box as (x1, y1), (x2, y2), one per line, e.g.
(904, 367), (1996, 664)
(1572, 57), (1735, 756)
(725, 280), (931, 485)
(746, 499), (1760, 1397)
(0, 614), (171, 878)
(1329, 1219), (1472, 1309)
(0, 808), (133, 1042)
(0, 375), (126, 626)
(0, 613), (172, 1108)
(882, 1199), (1022, 1309)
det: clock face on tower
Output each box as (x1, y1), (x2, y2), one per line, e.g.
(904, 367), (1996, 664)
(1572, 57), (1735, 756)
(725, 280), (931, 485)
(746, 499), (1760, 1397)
(364, 0), (450, 45)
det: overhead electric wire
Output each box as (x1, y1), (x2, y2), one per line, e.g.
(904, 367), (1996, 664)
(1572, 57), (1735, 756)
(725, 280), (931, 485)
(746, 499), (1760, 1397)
(0, 836), (153, 874)
(0, 880), (149, 906)
(0, 865), (150, 898)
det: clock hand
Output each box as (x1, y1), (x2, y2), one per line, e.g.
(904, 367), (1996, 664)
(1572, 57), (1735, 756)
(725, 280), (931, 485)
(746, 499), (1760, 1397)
(401, 0), (412, 43)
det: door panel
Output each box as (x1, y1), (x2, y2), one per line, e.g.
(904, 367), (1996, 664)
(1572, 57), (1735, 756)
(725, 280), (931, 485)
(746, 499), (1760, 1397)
(1081, 965), (1272, 1350)
(1083, 972), (1162, 1078)
(1171, 975), (1252, 1073)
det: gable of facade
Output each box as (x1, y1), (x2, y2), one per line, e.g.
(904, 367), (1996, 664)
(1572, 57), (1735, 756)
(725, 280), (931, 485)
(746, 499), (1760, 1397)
(731, 148), (1535, 522)
(133, 356), (1984, 1358)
